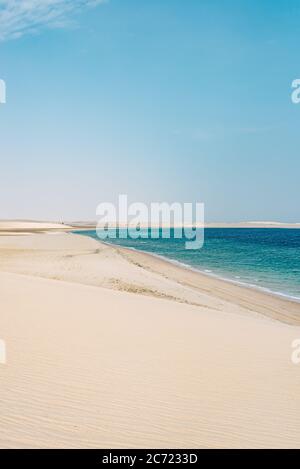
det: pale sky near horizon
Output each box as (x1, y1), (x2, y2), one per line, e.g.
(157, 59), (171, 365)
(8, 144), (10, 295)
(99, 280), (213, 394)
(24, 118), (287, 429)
(0, 0), (300, 222)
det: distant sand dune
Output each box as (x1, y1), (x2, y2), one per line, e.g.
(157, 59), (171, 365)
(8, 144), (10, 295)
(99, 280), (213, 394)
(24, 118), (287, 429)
(0, 221), (73, 235)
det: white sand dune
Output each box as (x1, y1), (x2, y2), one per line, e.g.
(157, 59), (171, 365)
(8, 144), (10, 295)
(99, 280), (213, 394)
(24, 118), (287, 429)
(0, 221), (72, 235)
(0, 227), (300, 448)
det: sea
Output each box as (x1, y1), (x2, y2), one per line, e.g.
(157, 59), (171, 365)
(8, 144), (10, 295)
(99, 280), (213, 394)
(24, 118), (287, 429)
(77, 228), (300, 302)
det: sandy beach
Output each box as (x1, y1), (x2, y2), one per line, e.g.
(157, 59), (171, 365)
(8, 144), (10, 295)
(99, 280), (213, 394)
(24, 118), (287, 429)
(0, 222), (300, 448)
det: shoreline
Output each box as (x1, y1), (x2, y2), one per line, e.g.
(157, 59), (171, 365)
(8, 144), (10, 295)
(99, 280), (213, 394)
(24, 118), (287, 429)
(72, 232), (300, 322)
(111, 243), (300, 305)
(0, 223), (299, 325)
(98, 239), (300, 326)
(0, 220), (299, 325)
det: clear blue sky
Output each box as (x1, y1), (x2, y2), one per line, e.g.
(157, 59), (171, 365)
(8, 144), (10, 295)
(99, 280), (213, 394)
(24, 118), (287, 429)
(0, 0), (299, 221)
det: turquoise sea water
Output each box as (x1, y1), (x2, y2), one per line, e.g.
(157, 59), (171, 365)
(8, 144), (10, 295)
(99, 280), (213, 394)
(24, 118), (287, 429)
(77, 228), (300, 302)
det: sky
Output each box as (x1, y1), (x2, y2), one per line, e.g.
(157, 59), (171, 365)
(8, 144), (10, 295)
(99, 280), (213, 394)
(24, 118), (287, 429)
(0, 0), (299, 222)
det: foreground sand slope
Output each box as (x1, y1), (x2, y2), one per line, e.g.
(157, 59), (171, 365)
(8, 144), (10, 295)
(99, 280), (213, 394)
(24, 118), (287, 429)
(0, 232), (300, 448)
(0, 272), (300, 448)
